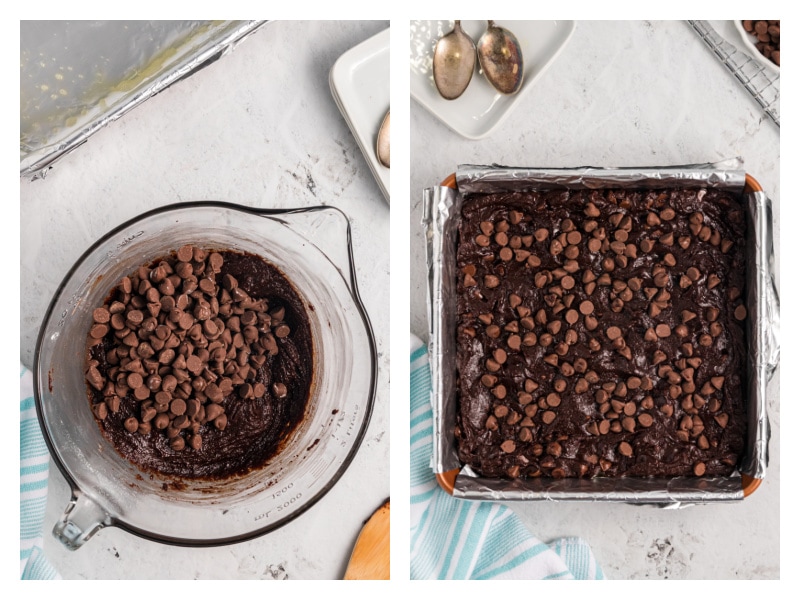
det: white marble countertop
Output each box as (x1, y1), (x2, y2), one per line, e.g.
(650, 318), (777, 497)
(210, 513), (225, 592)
(18, 18), (782, 581)
(21, 20), (389, 579)
(410, 20), (780, 579)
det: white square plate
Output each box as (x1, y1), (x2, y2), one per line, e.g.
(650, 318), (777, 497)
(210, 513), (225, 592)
(330, 27), (390, 202)
(410, 20), (575, 140)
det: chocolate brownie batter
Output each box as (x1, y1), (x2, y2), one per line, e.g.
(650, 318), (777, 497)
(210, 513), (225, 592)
(455, 188), (748, 478)
(85, 248), (313, 479)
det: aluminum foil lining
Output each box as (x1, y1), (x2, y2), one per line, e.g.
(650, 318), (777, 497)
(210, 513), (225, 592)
(423, 163), (779, 504)
(20, 20), (267, 180)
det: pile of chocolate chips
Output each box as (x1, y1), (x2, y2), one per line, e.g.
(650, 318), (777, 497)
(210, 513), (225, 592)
(85, 245), (291, 452)
(743, 20), (780, 66)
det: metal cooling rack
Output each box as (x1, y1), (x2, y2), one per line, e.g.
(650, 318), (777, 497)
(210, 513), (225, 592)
(688, 20), (780, 127)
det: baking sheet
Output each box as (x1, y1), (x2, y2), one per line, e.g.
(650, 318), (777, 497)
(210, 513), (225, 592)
(423, 163), (779, 504)
(20, 20), (267, 180)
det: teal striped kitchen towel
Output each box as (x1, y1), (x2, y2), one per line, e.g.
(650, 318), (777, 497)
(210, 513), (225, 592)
(410, 335), (604, 580)
(20, 364), (59, 579)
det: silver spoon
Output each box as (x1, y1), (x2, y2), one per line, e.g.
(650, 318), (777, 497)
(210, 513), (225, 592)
(432, 20), (476, 100)
(376, 110), (390, 168)
(477, 20), (524, 95)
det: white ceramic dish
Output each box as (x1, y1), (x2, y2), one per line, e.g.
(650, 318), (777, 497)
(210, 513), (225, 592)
(733, 20), (779, 73)
(410, 20), (576, 140)
(330, 28), (390, 202)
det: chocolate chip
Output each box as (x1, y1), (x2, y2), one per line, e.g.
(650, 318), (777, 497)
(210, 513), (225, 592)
(500, 440), (516, 453)
(93, 402), (108, 420)
(653, 272), (670, 288)
(575, 300), (593, 316)
(638, 413), (654, 427)
(93, 307), (111, 324)
(479, 374), (497, 389)
(659, 208), (675, 221)
(606, 326), (622, 340)
(493, 348), (508, 364)
(492, 385), (507, 399)
(734, 305), (747, 321)
(546, 393), (562, 407)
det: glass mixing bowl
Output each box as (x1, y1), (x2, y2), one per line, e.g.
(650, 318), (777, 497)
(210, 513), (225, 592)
(34, 202), (376, 549)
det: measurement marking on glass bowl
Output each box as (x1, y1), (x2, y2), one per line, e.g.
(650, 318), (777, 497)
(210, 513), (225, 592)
(106, 231), (144, 257)
(271, 482), (294, 499)
(118, 231), (144, 248)
(254, 491), (303, 521)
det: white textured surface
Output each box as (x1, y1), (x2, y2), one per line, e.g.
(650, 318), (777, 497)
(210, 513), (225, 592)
(410, 20), (780, 579)
(21, 20), (389, 580)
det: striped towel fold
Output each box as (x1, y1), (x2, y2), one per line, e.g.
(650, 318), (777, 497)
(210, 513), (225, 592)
(20, 364), (60, 580)
(410, 335), (604, 580)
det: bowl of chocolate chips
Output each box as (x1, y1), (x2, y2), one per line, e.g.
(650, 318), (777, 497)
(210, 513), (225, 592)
(34, 202), (376, 549)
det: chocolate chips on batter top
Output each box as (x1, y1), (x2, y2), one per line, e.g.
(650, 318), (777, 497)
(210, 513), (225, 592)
(85, 245), (292, 453)
(455, 188), (749, 479)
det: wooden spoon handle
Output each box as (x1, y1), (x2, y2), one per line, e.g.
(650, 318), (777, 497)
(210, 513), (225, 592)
(343, 499), (390, 580)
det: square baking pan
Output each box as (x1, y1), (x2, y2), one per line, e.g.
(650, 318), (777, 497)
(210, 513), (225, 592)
(423, 164), (779, 504)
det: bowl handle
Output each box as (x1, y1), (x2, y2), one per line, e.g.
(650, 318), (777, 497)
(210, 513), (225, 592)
(53, 490), (111, 550)
(254, 205), (361, 296)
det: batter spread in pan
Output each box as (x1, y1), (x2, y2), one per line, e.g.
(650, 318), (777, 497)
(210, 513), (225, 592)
(455, 189), (747, 478)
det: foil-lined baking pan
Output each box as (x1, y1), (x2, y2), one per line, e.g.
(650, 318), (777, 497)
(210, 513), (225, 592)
(423, 163), (779, 505)
(20, 20), (267, 180)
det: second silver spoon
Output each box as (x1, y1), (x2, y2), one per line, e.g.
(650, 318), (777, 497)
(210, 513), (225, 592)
(477, 20), (524, 95)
